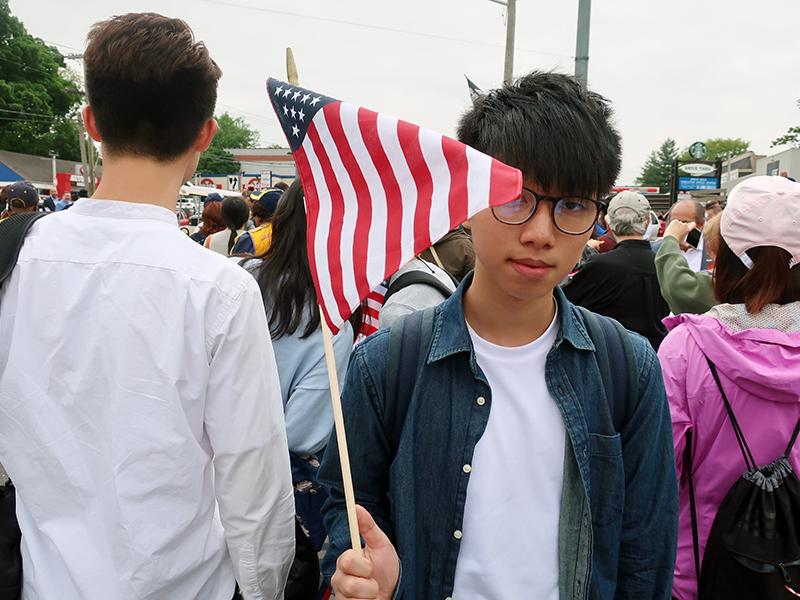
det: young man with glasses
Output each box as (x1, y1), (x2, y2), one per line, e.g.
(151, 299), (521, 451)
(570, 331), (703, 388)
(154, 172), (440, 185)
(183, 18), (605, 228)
(320, 71), (678, 600)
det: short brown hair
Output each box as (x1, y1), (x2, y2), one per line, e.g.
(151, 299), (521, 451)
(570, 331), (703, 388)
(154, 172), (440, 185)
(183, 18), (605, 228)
(84, 13), (222, 162)
(713, 237), (800, 313)
(199, 199), (225, 236)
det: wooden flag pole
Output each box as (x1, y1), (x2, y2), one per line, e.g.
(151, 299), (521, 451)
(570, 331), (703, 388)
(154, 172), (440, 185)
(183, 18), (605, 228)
(319, 307), (362, 555)
(286, 53), (361, 555)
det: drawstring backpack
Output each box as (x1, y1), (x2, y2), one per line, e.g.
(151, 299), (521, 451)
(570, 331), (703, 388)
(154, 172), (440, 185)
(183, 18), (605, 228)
(688, 356), (800, 599)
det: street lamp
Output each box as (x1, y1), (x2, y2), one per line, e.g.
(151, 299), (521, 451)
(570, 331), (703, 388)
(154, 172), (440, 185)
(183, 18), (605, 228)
(48, 150), (58, 188)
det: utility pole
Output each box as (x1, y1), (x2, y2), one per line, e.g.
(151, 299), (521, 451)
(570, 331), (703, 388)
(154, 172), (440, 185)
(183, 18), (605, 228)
(504, 0), (516, 85)
(574, 0), (592, 86)
(48, 151), (58, 187)
(484, 0), (516, 85)
(74, 110), (90, 194)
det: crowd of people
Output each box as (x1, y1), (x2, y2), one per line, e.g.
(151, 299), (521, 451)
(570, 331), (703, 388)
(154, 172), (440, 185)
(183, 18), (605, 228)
(1, 10), (799, 600)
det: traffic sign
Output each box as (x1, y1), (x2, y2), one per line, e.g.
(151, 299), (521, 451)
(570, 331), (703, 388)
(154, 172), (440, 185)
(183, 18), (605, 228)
(689, 142), (708, 160)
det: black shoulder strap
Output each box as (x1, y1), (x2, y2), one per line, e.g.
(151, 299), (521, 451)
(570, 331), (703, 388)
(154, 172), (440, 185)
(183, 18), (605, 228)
(384, 307), (436, 451)
(383, 271), (454, 305)
(0, 212), (47, 284)
(577, 306), (639, 431)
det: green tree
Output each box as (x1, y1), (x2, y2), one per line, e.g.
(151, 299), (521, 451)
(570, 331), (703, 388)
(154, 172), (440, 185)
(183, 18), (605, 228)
(771, 99), (800, 148)
(197, 112), (260, 174)
(772, 126), (800, 149)
(636, 138), (678, 193)
(0, 0), (82, 159)
(679, 137), (750, 161)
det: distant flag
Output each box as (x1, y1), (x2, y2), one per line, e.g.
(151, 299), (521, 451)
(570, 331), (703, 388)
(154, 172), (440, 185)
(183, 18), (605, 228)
(465, 75), (485, 103)
(266, 78), (522, 334)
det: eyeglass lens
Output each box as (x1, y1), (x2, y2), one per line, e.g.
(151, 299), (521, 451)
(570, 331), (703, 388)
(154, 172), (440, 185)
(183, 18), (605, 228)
(493, 190), (598, 234)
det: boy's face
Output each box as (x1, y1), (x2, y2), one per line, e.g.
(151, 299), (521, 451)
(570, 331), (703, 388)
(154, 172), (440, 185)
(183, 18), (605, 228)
(466, 180), (593, 308)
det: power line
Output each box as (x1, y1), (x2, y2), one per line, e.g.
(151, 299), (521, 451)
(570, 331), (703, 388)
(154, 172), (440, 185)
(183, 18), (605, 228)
(0, 108), (65, 120)
(194, 0), (572, 59)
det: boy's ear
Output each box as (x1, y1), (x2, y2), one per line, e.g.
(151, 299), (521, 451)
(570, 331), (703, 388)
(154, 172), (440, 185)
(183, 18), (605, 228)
(83, 106), (101, 142)
(194, 119), (218, 153)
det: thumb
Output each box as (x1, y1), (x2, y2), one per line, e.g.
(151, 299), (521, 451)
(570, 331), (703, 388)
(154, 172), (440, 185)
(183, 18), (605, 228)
(356, 505), (392, 552)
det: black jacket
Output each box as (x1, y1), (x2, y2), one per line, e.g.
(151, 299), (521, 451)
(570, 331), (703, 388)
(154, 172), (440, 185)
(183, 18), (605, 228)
(562, 239), (670, 350)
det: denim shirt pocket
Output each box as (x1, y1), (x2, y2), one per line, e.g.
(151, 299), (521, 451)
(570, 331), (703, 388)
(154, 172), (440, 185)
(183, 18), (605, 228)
(587, 432), (624, 529)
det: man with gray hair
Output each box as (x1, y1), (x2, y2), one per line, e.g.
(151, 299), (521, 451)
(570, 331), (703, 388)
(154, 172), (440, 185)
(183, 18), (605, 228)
(563, 190), (670, 349)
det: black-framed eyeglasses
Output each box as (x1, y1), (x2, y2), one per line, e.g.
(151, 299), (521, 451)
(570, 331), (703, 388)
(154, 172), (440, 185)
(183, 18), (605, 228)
(491, 188), (606, 235)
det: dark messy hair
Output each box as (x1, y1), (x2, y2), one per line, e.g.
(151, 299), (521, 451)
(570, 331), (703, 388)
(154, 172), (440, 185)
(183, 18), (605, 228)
(713, 238), (800, 314)
(221, 196), (250, 253)
(250, 198), (274, 222)
(457, 70), (621, 198)
(84, 12), (222, 162)
(244, 179), (320, 339)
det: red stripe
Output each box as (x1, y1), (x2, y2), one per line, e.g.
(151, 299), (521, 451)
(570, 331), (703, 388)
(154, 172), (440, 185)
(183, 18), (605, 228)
(488, 157), (523, 207)
(325, 107), (372, 303)
(356, 109), (405, 282)
(306, 105), (352, 328)
(396, 120), (434, 257)
(440, 135), (470, 251)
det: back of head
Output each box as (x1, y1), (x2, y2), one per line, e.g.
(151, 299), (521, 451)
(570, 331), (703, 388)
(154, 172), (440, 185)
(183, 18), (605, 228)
(456, 70), (621, 198)
(606, 191), (651, 237)
(199, 199), (225, 236)
(713, 175), (800, 313)
(7, 182), (39, 213)
(221, 196), (250, 230)
(84, 13), (222, 162)
(250, 187), (283, 222)
(221, 196), (250, 252)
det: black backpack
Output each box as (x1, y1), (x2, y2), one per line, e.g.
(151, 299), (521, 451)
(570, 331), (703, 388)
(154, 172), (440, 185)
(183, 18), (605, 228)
(688, 357), (800, 599)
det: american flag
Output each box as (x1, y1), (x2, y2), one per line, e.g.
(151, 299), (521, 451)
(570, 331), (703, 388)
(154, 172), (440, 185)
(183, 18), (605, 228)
(267, 78), (522, 334)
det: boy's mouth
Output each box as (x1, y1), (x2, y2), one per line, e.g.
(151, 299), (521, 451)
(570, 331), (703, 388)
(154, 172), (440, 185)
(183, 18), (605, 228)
(510, 258), (554, 277)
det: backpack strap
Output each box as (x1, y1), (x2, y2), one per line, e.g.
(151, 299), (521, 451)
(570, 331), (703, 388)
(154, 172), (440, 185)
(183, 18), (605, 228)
(384, 307), (436, 452)
(705, 356), (757, 471)
(383, 270), (455, 305)
(0, 212), (47, 284)
(577, 306), (639, 431)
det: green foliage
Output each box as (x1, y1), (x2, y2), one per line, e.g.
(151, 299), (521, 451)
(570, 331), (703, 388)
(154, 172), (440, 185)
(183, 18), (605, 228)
(679, 137), (750, 161)
(771, 126), (800, 149)
(197, 112), (260, 174)
(0, 0), (82, 159)
(635, 138), (678, 192)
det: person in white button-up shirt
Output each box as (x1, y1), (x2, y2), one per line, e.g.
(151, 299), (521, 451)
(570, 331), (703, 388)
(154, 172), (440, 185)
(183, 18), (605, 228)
(0, 13), (294, 600)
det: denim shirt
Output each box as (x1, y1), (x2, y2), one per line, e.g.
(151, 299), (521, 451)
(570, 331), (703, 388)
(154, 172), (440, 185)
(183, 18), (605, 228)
(319, 275), (678, 600)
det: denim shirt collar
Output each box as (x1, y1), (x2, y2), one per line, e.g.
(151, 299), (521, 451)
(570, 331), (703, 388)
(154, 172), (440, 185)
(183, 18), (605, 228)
(429, 272), (595, 368)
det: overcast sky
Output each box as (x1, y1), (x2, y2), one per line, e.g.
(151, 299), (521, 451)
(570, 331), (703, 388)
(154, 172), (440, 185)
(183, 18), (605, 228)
(15, 0), (800, 185)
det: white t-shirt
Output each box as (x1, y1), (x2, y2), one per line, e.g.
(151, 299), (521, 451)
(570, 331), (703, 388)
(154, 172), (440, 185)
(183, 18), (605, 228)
(453, 307), (565, 600)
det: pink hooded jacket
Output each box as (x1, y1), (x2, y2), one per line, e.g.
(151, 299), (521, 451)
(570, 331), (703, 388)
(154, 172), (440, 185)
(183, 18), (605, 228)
(658, 311), (800, 600)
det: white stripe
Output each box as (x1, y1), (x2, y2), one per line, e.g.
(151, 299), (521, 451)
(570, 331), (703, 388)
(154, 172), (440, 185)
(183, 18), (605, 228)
(339, 102), (389, 298)
(376, 114), (417, 270)
(314, 109), (362, 317)
(465, 146), (494, 218)
(301, 123), (342, 327)
(418, 127), (452, 248)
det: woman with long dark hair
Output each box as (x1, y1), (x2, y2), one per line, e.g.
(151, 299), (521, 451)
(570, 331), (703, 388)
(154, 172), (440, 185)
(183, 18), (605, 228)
(659, 176), (800, 600)
(240, 178), (353, 554)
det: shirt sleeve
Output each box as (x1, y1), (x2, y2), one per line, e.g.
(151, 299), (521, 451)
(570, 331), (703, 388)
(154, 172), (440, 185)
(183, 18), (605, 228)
(231, 232), (255, 256)
(204, 276), (295, 599)
(654, 236), (717, 315)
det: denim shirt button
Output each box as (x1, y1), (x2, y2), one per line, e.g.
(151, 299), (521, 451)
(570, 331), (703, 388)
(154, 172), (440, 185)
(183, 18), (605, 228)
(558, 386), (564, 394)
(583, 447), (587, 458)
(453, 529), (463, 539)
(476, 396), (486, 406)
(462, 464), (472, 473)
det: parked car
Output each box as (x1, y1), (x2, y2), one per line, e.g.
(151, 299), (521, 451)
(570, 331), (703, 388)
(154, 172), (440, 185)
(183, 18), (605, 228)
(175, 210), (190, 235)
